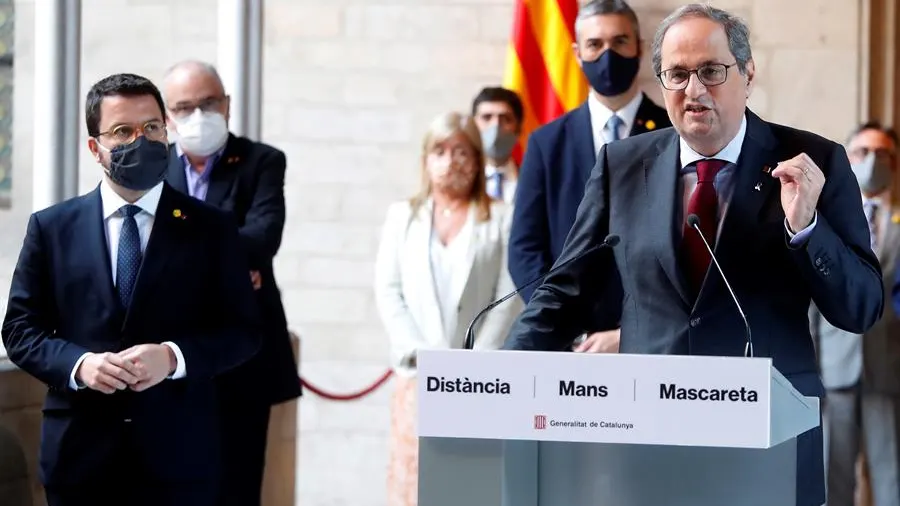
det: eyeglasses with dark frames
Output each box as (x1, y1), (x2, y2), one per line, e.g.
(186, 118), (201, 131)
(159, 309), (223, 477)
(657, 63), (738, 91)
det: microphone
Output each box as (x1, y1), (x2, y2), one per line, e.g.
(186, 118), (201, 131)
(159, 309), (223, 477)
(686, 214), (754, 358)
(463, 234), (621, 350)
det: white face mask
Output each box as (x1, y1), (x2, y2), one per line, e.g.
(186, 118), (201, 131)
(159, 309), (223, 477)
(172, 110), (229, 157)
(852, 151), (893, 195)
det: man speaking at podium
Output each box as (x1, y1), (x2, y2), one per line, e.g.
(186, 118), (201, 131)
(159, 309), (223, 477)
(503, 5), (884, 506)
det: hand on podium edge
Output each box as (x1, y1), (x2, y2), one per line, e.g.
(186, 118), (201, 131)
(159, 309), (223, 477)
(573, 329), (620, 354)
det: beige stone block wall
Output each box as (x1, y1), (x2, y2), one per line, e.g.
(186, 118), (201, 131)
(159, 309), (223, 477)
(0, 1), (871, 505)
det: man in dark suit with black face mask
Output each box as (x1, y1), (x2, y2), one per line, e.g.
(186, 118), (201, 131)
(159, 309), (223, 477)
(1, 73), (260, 506)
(509, 0), (670, 353)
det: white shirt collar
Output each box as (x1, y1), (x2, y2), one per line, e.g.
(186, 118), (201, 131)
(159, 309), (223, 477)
(588, 91), (644, 136)
(100, 179), (164, 220)
(485, 158), (517, 176)
(679, 114), (747, 168)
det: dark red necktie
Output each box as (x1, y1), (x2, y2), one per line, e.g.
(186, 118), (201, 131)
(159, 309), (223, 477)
(681, 159), (726, 297)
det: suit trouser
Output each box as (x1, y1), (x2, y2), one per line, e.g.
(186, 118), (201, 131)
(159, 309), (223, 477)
(824, 387), (900, 506)
(44, 422), (215, 506)
(46, 482), (216, 506)
(217, 397), (272, 506)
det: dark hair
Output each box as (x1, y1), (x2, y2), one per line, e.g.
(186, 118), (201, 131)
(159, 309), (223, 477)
(652, 4), (752, 76)
(575, 0), (641, 43)
(85, 73), (166, 137)
(471, 87), (524, 125)
(847, 120), (899, 146)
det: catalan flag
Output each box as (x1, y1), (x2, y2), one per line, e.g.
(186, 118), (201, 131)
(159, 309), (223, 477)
(503, 0), (589, 161)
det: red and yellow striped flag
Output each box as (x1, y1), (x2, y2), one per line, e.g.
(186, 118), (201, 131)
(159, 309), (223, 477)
(503, 0), (589, 162)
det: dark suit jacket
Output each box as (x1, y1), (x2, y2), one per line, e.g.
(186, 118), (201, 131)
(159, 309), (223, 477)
(1, 183), (260, 487)
(168, 134), (302, 405)
(504, 110), (884, 506)
(509, 94), (670, 334)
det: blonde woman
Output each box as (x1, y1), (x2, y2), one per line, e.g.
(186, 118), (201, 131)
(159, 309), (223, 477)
(374, 112), (523, 506)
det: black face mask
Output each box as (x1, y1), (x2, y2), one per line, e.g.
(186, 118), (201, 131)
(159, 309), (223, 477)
(101, 136), (169, 191)
(582, 49), (640, 97)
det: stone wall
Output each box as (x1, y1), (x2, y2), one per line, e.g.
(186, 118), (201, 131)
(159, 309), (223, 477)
(0, 0), (870, 505)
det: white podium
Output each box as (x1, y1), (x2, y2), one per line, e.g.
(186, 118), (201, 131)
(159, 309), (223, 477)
(416, 349), (820, 506)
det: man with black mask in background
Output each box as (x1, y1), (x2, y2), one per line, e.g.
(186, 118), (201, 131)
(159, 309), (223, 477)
(810, 122), (900, 506)
(508, 0), (670, 353)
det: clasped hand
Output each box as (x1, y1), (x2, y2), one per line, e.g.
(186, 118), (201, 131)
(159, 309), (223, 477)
(75, 344), (175, 394)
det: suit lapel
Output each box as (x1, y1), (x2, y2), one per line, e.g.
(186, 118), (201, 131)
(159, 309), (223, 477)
(877, 210), (900, 266)
(446, 206), (479, 314)
(166, 147), (188, 195)
(714, 112), (779, 264)
(84, 187), (118, 309)
(205, 136), (242, 206)
(571, 103), (598, 182)
(410, 203), (444, 341)
(630, 94), (662, 136)
(122, 184), (181, 329)
(645, 133), (691, 308)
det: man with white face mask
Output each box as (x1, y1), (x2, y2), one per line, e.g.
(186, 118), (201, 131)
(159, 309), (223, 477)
(163, 60), (301, 506)
(809, 122), (900, 506)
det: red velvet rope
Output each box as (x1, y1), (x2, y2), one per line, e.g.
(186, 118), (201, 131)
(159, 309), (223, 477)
(300, 369), (394, 401)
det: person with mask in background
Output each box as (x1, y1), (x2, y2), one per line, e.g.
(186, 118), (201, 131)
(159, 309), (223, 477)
(471, 86), (524, 204)
(810, 122), (900, 506)
(163, 60), (302, 506)
(1, 73), (260, 506)
(508, 0), (670, 353)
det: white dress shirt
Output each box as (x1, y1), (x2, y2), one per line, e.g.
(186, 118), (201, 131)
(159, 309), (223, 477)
(588, 91), (643, 152)
(429, 217), (474, 341)
(485, 159), (518, 204)
(68, 180), (187, 389)
(678, 114), (817, 244)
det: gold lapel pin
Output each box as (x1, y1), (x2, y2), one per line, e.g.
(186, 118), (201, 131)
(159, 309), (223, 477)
(172, 209), (186, 220)
(645, 120), (656, 130)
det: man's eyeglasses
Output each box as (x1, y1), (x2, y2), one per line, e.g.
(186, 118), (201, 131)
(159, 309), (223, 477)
(167, 96), (227, 119)
(657, 63), (737, 91)
(97, 120), (167, 145)
(850, 147), (896, 161)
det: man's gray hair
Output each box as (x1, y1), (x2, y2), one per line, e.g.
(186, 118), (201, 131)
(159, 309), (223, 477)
(162, 60), (225, 90)
(574, 0), (640, 43)
(651, 4), (752, 76)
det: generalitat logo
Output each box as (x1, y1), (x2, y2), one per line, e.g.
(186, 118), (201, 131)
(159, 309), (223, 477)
(534, 414), (547, 430)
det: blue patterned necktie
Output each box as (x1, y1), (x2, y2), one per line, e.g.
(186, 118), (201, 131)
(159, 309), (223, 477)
(487, 171), (504, 200)
(117, 204), (143, 308)
(864, 200), (879, 251)
(606, 115), (624, 141)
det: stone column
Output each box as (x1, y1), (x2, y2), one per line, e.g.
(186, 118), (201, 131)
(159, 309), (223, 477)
(217, 0), (263, 141)
(31, 0), (80, 211)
